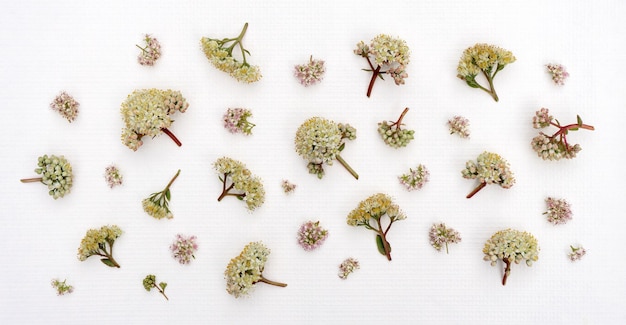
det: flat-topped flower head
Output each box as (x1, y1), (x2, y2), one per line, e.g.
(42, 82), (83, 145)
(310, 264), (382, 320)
(50, 91), (79, 122)
(462, 151), (515, 198)
(544, 197), (572, 225)
(457, 43), (516, 102)
(170, 234), (198, 264)
(297, 221), (329, 251)
(136, 34), (161, 66)
(294, 56), (326, 86)
(531, 108), (594, 160)
(77, 225), (123, 268)
(338, 258), (360, 279)
(51, 279), (74, 296)
(295, 117), (358, 179)
(354, 34), (410, 97)
(398, 164), (429, 191)
(20, 154), (73, 199)
(214, 157), (265, 211)
(225, 241), (287, 298)
(378, 107), (415, 148)
(104, 165), (123, 188)
(223, 108), (255, 135)
(568, 245), (586, 262)
(483, 229), (539, 285)
(429, 223), (461, 254)
(546, 63), (569, 86)
(142, 169), (180, 220)
(448, 115), (470, 138)
(143, 274), (168, 300)
(200, 23), (261, 83)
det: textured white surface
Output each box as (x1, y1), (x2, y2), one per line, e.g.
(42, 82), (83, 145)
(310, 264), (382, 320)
(1, 0), (624, 324)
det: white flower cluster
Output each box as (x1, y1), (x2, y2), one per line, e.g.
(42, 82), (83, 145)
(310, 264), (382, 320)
(448, 115), (470, 138)
(214, 157), (265, 211)
(224, 242), (271, 298)
(462, 151), (515, 189)
(346, 193), (406, 226)
(483, 229), (539, 267)
(77, 225), (123, 262)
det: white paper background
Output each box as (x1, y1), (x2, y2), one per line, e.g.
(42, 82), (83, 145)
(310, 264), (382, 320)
(1, 0), (624, 324)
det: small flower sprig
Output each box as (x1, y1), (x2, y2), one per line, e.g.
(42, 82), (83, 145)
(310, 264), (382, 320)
(104, 165), (123, 188)
(20, 154), (73, 199)
(462, 151), (515, 198)
(429, 223), (461, 254)
(457, 43), (516, 102)
(398, 164), (429, 191)
(120, 89), (189, 151)
(143, 275), (168, 300)
(77, 225), (123, 268)
(281, 179), (296, 194)
(531, 108), (595, 160)
(378, 107), (415, 148)
(142, 169), (181, 220)
(225, 242), (287, 298)
(347, 193), (406, 261)
(544, 197), (572, 225)
(294, 55), (326, 86)
(214, 157), (265, 211)
(136, 34), (161, 66)
(170, 234), (198, 265)
(546, 63), (569, 86)
(448, 115), (470, 138)
(338, 258), (360, 279)
(297, 221), (329, 251)
(50, 91), (79, 122)
(568, 245), (586, 262)
(483, 229), (539, 285)
(200, 22), (261, 83)
(223, 108), (255, 135)
(51, 278), (74, 296)
(295, 117), (358, 179)
(354, 34), (410, 97)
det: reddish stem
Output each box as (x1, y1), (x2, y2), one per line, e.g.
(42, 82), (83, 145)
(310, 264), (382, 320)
(161, 128), (182, 147)
(502, 258), (511, 286)
(366, 65), (381, 97)
(391, 107), (410, 128)
(466, 182), (487, 199)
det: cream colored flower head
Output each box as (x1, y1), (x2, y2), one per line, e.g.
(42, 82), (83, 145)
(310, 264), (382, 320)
(224, 241), (270, 298)
(462, 151), (515, 189)
(483, 229), (539, 267)
(457, 43), (516, 78)
(369, 34), (411, 67)
(295, 117), (343, 165)
(347, 193), (405, 226)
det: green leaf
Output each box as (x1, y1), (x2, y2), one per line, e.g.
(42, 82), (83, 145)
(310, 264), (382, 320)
(338, 142), (345, 152)
(378, 73), (385, 81)
(101, 259), (116, 267)
(159, 282), (167, 290)
(465, 77), (480, 88)
(165, 189), (171, 201)
(376, 235), (386, 255)
(236, 196), (244, 201)
(569, 127), (578, 131)
(577, 115), (583, 127)
(218, 176), (224, 182)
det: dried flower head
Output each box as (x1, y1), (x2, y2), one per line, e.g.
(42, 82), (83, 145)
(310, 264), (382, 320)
(77, 225), (123, 268)
(544, 197), (572, 225)
(546, 63), (569, 86)
(20, 154), (73, 199)
(297, 221), (329, 251)
(531, 108), (594, 160)
(398, 164), (429, 191)
(338, 258), (360, 279)
(136, 34), (161, 66)
(294, 56), (326, 86)
(354, 34), (410, 97)
(568, 245), (586, 262)
(104, 165), (123, 188)
(347, 193), (406, 261)
(429, 223), (461, 254)
(143, 274), (168, 300)
(50, 91), (79, 122)
(142, 169), (180, 220)
(51, 279), (74, 296)
(281, 179), (296, 194)
(462, 151), (515, 198)
(223, 108), (255, 135)
(448, 115), (470, 138)
(378, 107), (415, 148)
(457, 43), (516, 102)
(120, 89), (189, 151)
(214, 157), (265, 211)
(200, 23), (261, 83)
(295, 117), (358, 179)
(225, 242), (287, 298)
(170, 234), (198, 264)
(483, 229), (539, 285)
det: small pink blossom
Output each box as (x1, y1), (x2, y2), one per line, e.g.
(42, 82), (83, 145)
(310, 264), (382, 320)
(50, 91), (79, 122)
(170, 234), (198, 264)
(546, 63), (569, 86)
(544, 197), (572, 225)
(338, 258), (359, 279)
(137, 34), (161, 66)
(294, 56), (326, 86)
(223, 108), (255, 135)
(297, 221), (328, 251)
(568, 245), (586, 262)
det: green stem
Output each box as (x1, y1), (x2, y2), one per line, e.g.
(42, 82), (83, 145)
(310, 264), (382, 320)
(258, 276), (287, 287)
(482, 70), (499, 102)
(335, 154), (359, 180)
(163, 169), (181, 192)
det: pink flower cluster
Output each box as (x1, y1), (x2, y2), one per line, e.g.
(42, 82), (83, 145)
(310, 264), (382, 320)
(338, 258), (359, 279)
(297, 221), (328, 251)
(223, 108), (255, 135)
(544, 197), (572, 225)
(569, 245), (586, 262)
(50, 91), (79, 122)
(137, 34), (162, 66)
(546, 63), (569, 85)
(294, 56), (326, 86)
(170, 234), (198, 264)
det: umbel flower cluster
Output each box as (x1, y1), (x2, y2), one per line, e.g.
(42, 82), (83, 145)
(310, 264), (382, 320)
(569, 245), (586, 262)
(136, 34), (161, 66)
(224, 242), (287, 298)
(457, 43), (516, 102)
(295, 117), (358, 179)
(531, 108), (595, 160)
(347, 193), (406, 261)
(120, 89), (189, 151)
(462, 151), (515, 198)
(483, 229), (539, 285)
(294, 56), (326, 86)
(77, 225), (123, 268)
(223, 108), (255, 135)
(50, 91), (79, 122)
(51, 278), (74, 296)
(378, 107), (415, 148)
(544, 197), (572, 225)
(142, 169), (181, 220)
(448, 115), (470, 138)
(354, 34), (410, 97)
(297, 221), (329, 251)
(20, 154), (73, 199)
(170, 234), (198, 265)
(398, 164), (429, 191)
(213, 157), (265, 211)
(338, 258), (360, 279)
(200, 22), (261, 83)
(429, 223), (461, 254)
(104, 165), (123, 188)
(546, 63), (569, 86)
(143, 274), (168, 300)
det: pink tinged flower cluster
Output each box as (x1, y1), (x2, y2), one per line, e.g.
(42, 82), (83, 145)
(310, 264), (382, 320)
(50, 91), (79, 122)
(51, 279), (74, 296)
(223, 108), (255, 135)
(429, 223), (461, 254)
(448, 115), (470, 138)
(546, 63), (569, 86)
(297, 221), (329, 251)
(569, 245), (586, 262)
(170, 234), (198, 264)
(281, 179), (296, 194)
(137, 34), (161, 66)
(398, 164), (429, 191)
(104, 165), (123, 188)
(544, 197), (572, 225)
(294, 56), (326, 86)
(338, 258), (360, 279)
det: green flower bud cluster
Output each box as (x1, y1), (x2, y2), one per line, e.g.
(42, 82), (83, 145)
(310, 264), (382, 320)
(377, 121), (415, 148)
(143, 274), (168, 300)
(33, 154), (73, 199)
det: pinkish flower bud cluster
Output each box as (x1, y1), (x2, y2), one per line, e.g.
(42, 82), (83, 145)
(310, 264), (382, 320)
(429, 223), (461, 254)
(137, 34), (161, 66)
(223, 108), (255, 135)
(338, 258), (360, 279)
(448, 115), (470, 138)
(568, 245), (586, 262)
(398, 164), (429, 191)
(533, 108), (553, 129)
(51, 278), (74, 295)
(294, 56), (326, 86)
(281, 179), (296, 194)
(387, 65), (408, 85)
(546, 63), (569, 86)
(170, 234), (198, 264)
(104, 165), (123, 188)
(50, 91), (80, 122)
(297, 221), (329, 251)
(544, 197), (572, 225)
(531, 108), (594, 161)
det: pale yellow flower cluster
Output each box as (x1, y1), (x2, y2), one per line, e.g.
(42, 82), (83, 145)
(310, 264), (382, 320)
(214, 157), (265, 211)
(224, 242), (270, 298)
(142, 197), (173, 220)
(457, 43), (516, 78)
(483, 229), (539, 267)
(462, 151), (515, 189)
(369, 34), (411, 67)
(77, 225), (122, 261)
(200, 38), (261, 83)
(346, 193), (406, 226)
(294, 117), (342, 166)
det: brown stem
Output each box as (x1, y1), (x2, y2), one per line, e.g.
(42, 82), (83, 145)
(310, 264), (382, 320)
(217, 182), (235, 201)
(376, 218), (392, 261)
(156, 285), (169, 300)
(366, 65), (382, 97)
(335, 154), (359, 180)
(391, 107), (410, 128)
(258, 276), (287, 287)
(164, 169), (181, 191)
(502, 258), (511, 286)
(20, 177), (43, 183)
(161, 128), (182, 147)
(466, 182), (487, 199)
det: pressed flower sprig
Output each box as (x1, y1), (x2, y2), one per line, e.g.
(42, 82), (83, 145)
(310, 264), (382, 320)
(546, 63), (569, 86)
(142, 169), (180, 220)
(297, 221), (329, 251)
(20, 154), (73, 199)
(223, 108), (255, 135)
(50, 91), (79, 122)
(483, 229), (539, 285)
(448, 115), (470, 138)
(457, 43), (516, 102)
(120, 89), (189, 151)
(531, 108), (595, 160)
(104, 165), (123, 188)
(51, 278), (74, 296)
(398, 164), (429, 191)
(347, 193), (406, 261)
(294, 55), (326, 86)
(462, 151), (515, 198)
(544, 197), (572, 225)
(354, 34), (410, 97)
(77, 225), (122, 268)
(225, 242), (287, 298)
(136, 34), (161, 66)
(170, 234), (198, 265)
(378, 107), (415, 148)
(214, 157), (265, 211)
(200, 22), (261, 83)
(143, 275), (168, 300)
(569, 245), (586, 262)
(429, 223), (461, 254)
(281, 179), (296, 194)
(338, 258), (360, 279)
(295, 117), (358, 179)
